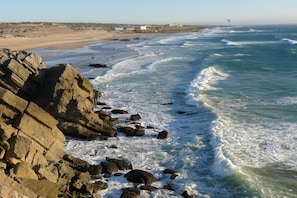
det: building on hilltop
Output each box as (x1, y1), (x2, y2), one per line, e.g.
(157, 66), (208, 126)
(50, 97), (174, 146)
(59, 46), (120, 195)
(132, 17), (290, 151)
(168, 23), (183, 28)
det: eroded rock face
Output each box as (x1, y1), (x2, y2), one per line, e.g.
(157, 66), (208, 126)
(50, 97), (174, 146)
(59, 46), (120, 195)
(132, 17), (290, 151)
(0, 49), (112, 197)
(33, 64), (115, 138)
(0, 49), (115, 139)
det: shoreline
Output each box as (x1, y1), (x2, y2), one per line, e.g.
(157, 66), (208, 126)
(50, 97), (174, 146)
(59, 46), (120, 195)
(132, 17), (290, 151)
(0, 30), (145, 51)
(0, 22), (205, 51)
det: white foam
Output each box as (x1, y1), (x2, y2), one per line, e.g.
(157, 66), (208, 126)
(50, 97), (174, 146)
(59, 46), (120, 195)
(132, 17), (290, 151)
(222, 39), (278, 46)
(221, 39), (240, 46)
(185, 66), (229, 106)
(275, 96), (297, 105)
(281, 38), (297, 45)
(157, 33), (198, 45)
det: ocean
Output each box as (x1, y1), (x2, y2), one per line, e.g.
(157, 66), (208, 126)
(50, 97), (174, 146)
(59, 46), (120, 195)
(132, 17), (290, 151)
(33, 25), (297, 197)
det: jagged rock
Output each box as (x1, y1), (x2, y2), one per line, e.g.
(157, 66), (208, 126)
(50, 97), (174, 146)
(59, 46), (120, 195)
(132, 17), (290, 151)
(33, 64), (115, 138)
(0, 49), (113, 197)
(0, 49), (115, 139)
(11, 162), (38, 180)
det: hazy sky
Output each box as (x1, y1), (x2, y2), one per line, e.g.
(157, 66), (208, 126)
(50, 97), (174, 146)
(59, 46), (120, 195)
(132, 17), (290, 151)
(1, 0), (296, 25)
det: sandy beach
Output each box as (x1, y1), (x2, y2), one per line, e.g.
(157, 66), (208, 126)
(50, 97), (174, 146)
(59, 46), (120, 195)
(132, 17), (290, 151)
(0, 25), (137, 51)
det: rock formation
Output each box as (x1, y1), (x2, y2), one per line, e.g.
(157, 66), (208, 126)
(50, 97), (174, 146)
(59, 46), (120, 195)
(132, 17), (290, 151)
(0, 48), (177, 197)
(0, 49), (114, 197)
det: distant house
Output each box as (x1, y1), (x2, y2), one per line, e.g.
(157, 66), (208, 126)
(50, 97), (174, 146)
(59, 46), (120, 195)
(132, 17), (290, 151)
(135, 25), (147, 32)
(114, 27), (124, 31)
(139, 25), (147, 31)
(168, 23), (183, 28)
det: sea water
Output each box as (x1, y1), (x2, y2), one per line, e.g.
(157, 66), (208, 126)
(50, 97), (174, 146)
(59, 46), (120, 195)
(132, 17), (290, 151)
(33, 25), (297, 197)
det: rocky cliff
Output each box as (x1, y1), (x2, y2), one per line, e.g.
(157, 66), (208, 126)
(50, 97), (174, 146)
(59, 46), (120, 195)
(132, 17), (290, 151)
(0, 49), (115, 197)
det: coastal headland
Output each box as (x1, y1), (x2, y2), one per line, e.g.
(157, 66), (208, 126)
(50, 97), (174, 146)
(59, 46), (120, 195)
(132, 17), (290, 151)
(0, 22), (205, 51)
(0, 23), (205, 197)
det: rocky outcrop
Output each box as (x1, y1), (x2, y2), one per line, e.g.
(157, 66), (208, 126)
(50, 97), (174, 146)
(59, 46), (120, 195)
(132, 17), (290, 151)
(0, 49), (115, 139)
(0, 49), (113, 197)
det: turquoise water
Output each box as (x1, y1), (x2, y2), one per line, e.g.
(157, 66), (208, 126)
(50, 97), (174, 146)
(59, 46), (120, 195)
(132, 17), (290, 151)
(34, 25), (297, 197)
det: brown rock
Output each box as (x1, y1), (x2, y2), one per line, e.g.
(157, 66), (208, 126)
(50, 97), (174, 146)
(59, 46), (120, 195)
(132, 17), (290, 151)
(130, 114), (141, 121)
(117, 126), (145, 137)
(0, 49), (117, 197)
(140, 184), (158, 192)
(100, 161), (118, 174)
(19, 178), (59, 198)
(11, 162), (38, 180)
(125, 170), (157, 185)
(111, 109), (129, 114)
(163, 183), (174, 191)
(106, 157), (133, 170)
(163, 168), (178, 179)
(120, 187), (140, 198)
(157, 130), (168, 139)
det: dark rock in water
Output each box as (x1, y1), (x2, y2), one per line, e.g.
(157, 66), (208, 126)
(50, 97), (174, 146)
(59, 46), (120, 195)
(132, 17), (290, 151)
(117, 126), (145, 137)
(140, 185), (158, 192)
(120, 187), (140, 198)
(146, 125), (155, 129)
(182, 190), (193, 198)
(124, 169), (157, 185)
(101, 106), (112, 110)
(106, 157), (133, 170)
(97, 101), (107, 105)
(111, 109), (129, 114)
(162, 102), (173, 105)
(88, 63), (108, 68)
(163, 168), (178, 179)
(163, 183), (174, 191)
(100, 161), (118, 175)
(178, 111), (186, 114)
(133, 128), (145, 136)
(109, 144), (118, 149)
(157, 130), (168, 139)
(130, 114), (141, 121)
(117, 126), (134, 134)
(163, 168), (176, 174)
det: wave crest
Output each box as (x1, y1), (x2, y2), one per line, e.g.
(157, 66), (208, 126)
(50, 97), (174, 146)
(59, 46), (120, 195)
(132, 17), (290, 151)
(281, 38), (297, 45)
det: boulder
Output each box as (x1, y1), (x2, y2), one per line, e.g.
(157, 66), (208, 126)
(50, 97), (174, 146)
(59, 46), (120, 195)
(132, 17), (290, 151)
(120, 187), (140, 198)
(117, 126), (145, 137)
(124, 170), (157, 185)
(157, 130), (168, 139)
(130, 114), (141, 121)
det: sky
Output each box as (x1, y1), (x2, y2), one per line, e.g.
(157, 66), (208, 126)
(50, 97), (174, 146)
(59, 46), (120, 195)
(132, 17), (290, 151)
(1, 0), (297, 25)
